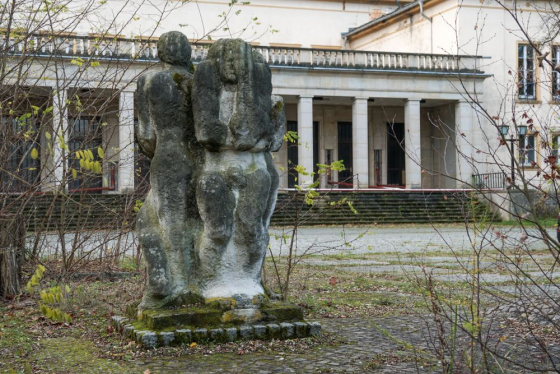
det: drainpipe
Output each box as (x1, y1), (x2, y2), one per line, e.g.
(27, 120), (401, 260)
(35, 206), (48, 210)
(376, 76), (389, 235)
(418, 0), (432, 22)
(418, 0), (433, 54)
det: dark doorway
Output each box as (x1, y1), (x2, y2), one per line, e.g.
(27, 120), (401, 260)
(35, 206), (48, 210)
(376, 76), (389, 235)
(337, 122), (353, 188)
(386, 123), (405, 185)
(287, 120), (298, 188)
(313, 121), (319, 178)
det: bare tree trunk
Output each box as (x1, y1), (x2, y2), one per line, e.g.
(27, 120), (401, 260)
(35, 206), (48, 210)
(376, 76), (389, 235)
(0, 215), (25, 298)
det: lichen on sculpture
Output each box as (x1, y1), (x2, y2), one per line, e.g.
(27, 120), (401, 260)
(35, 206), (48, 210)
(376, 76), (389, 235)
(135, 32), (286, 314)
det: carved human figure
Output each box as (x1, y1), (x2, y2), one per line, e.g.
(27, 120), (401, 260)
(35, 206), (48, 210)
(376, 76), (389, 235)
(135, 31), (203, 310)
(192, 39), (285, 304)
(135, 33), (285, 312)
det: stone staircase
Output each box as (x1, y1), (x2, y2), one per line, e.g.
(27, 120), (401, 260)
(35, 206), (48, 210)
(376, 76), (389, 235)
(270, 190), (491, 226)
(1, 193), (138, 232)
(0, 190), (492, 232)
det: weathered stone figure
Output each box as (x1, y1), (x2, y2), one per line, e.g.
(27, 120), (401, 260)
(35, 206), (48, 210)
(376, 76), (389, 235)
(135, 31), (202, 310)
(135, 32), (285, 312)
(192, 39), (285, 304)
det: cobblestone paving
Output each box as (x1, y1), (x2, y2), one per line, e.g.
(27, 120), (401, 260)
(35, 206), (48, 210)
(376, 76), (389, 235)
(134, 317), (436, 373)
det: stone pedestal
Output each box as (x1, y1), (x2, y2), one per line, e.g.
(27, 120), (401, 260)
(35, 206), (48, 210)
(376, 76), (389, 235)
(113, 300), (320, 348)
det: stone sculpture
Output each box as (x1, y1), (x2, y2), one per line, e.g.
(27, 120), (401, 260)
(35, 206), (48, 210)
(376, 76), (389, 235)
(135, 32), (285, 311)
(124, 31), (318, 347)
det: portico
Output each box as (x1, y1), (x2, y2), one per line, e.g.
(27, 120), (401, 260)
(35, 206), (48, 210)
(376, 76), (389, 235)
(275, 96), (477, 190)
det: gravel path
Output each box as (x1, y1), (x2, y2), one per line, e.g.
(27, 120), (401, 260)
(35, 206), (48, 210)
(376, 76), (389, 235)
(31, 225), (555, 259)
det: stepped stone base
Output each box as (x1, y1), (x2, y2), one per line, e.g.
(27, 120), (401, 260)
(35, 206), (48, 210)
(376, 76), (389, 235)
(113, 301), (321, 348)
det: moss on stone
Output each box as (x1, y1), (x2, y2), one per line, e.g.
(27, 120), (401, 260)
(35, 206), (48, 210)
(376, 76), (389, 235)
(173, 72), (185, 86)
(205, 297), (236, 311)
(127, 299), (304, 332)
(269, 99), (284, 121)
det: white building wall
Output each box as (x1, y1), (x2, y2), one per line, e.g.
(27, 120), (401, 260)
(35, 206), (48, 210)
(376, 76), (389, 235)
(87, 0), (382, 48)
(349, 0), (560, 185)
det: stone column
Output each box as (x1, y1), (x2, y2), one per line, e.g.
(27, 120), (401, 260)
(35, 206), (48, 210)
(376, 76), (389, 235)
(52, 89), (68, 191)
(404, 99), (422, 189)
(297, 96), (314, 187)
(352, 97), (369, 189)
(118, 90), (136, 192)
(455, 100), (474, 188)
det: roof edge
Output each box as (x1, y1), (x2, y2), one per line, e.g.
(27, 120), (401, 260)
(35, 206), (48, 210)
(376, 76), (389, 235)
(343, 0), (426, 40)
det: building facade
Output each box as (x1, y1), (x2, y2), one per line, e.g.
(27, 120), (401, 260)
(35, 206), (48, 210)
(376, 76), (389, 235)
(1, 0), (554, 194)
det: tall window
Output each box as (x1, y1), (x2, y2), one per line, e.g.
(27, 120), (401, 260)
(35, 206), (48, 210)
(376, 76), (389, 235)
(68, 116), (103, 191)
(134, 119), (151, 193)
(0, 116), (41, 192)
(519, 134), (536, 166)
(553, 135), (560, 164)
(518, 44), (536, 100)
(553, 46), (560, 100)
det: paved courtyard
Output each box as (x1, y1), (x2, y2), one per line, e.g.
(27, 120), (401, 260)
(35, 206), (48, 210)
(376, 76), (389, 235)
(4, 224), (557, 373)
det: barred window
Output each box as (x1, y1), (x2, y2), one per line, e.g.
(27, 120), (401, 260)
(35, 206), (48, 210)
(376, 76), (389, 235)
(68, 116), (103, 191)
(0, 116), (41, 192)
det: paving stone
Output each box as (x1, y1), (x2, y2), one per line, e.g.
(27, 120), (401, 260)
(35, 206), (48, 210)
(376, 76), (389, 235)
(209, 328), (226, 343)
(122, 324), (135, 339)
(134, 330), (148, 343)
(159, 332), (175, 346)
(308, 321), (321, 337)
(279, 322), (294, 339)
(253, 325), (267, 340)
(193, 328), (208, 343)
(225, 327), (238, 342)
(238, 325), (253, 340)
(141, 332), (158, 349)
(294, 322), (308, 338)
(175, 329), (192, 344)
(266, 324), (281, 339)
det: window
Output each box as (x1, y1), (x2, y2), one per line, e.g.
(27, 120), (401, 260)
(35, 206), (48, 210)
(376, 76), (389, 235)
(519, 134), (536, 166)
(553, 135), (560, 164)
(518, 44), (536, 100)
(553, 46), (560, 100)
(134, 119), (151, 193)
(68, 116), (103, 191)
(0, 116), (41, 192)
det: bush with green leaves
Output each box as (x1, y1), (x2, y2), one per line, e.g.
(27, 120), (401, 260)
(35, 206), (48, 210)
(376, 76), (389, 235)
(25, 265), (72, 324)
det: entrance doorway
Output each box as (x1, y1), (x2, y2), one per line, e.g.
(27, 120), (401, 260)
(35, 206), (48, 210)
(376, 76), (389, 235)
(337, 122), (353, 188)
(386, 123), (405, 186)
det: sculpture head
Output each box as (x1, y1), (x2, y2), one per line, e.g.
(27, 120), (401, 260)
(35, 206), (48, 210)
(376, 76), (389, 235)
(205, 39), (254, 84)
(157, 31), (192, 67)
(192, 38), (284, 153)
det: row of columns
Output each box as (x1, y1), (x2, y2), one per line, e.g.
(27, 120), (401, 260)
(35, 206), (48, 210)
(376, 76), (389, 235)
(50, 88), (136, 193)
(296, 95), (476, 189)
(50, 89), (477, 192)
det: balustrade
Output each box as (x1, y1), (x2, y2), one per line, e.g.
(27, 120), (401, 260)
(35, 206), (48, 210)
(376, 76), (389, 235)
(0, 33), (486, 73)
